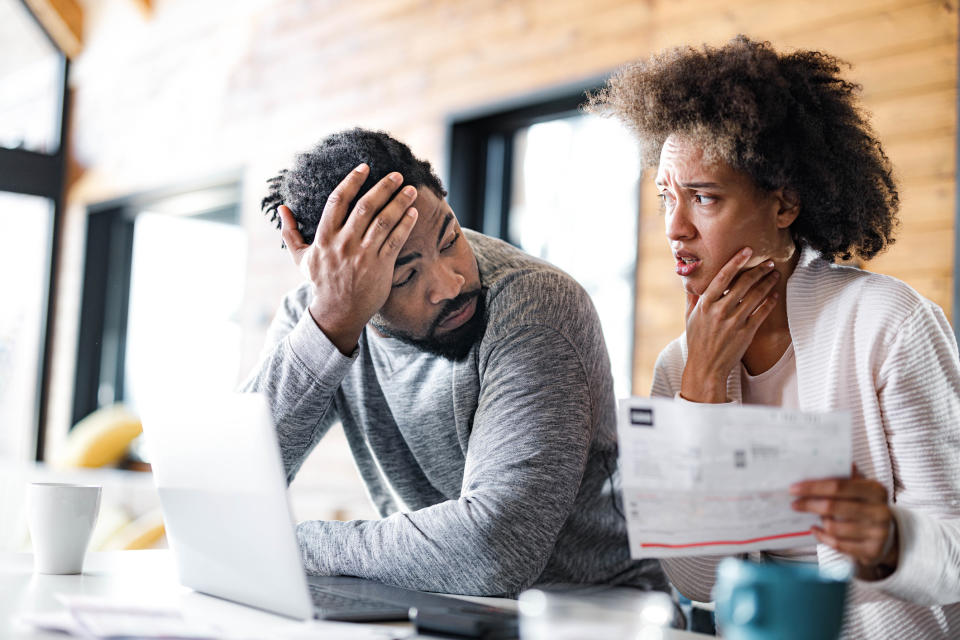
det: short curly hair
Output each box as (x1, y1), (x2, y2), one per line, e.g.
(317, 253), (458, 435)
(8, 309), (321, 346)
(262, 128), (446, 245)
(588, 36), (899, 262)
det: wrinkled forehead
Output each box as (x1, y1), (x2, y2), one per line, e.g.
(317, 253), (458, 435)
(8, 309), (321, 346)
(656, 134), (711, 183)
(400, 187), (450, 251)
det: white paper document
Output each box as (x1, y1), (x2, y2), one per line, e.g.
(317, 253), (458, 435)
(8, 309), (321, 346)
(16, 595), (412, 640)
(616, 398), (851, 558)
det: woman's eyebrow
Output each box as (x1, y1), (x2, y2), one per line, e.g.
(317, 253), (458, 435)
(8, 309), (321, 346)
(679, 181), (722, 189)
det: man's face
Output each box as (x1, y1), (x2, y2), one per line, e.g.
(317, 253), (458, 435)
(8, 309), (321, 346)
(656, 135), (797, 296)
(370, 187), (484, 360)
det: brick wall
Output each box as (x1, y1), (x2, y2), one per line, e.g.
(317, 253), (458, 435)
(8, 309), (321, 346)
(47, 0), (957, 519)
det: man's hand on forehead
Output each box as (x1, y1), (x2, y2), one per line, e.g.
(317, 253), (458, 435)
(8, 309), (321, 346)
(278, 164), (419, 355)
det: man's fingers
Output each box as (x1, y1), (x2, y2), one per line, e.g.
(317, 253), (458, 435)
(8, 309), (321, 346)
(360, 184), (418, 249)
(702, 247), (753, 302)
(344, 172), (407, 240)
(318, 163), (371, 241)
(278, 205), (308, 263)
(380, 207), (419, 257)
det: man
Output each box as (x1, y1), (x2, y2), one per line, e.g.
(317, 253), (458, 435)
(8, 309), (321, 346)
(243, 128), (666, 596)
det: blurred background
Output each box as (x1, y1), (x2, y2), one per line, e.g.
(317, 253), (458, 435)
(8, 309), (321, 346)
(1, 0), (956, 551)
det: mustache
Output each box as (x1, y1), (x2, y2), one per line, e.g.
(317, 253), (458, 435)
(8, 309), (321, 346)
(431, 289), (482, 332)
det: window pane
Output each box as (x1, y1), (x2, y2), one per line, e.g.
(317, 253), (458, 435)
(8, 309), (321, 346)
(0, 0), (62, 153)
(123, 212), (246, 415)
(0, 192), (52, 461)
(510, 116), (640, 398)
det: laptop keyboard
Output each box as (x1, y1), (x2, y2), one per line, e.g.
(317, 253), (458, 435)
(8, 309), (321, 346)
(307, 582), (405, 613)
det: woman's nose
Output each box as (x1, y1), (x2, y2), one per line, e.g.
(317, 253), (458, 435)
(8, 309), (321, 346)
(665, 200), (695, 241)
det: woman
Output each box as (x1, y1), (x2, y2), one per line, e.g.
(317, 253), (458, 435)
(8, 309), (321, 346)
(591, 37), (960, 638)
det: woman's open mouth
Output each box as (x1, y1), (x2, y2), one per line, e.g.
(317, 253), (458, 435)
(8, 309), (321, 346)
(674, 252), (702, 277)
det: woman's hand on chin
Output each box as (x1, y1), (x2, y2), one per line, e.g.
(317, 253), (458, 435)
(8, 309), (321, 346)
(680, 247), (780, 403)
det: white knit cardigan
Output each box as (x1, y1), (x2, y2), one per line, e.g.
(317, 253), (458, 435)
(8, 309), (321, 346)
(651, 247), (960, 639)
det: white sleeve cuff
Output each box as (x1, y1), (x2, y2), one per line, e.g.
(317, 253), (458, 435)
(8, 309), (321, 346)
(854, 506), (943, 606)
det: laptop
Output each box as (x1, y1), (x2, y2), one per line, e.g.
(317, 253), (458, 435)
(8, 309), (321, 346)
(141, 392), (508, 625)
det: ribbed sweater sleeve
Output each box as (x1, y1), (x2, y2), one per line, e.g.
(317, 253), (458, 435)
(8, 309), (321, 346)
(862, 300), (960, 605)
(239, 285), (355, 481)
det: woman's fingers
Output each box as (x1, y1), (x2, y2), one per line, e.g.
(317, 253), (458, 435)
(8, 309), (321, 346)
(792, 496), (889, 523)
(735, 268), (780, 317)
(744, 292), (779, 328)
(702, 247), (754, 302)
(791, 474), (896, 567)
(811, 528), (886, 562)
(790, 477), (889, 503)
(685, 292), (700, 321)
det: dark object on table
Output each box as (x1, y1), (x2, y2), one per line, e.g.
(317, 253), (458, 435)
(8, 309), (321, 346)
(410, 605), (519, 639)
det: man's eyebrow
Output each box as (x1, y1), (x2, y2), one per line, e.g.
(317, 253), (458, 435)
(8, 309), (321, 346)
(436, 212), (453, 245)
(394, 252), (422, 268)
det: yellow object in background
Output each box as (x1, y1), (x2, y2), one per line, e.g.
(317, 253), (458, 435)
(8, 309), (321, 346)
(53, 405), (142, 468)
(101, 508), (166, 551)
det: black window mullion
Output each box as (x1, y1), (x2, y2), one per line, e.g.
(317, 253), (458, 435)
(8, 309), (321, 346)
(71, 209), (135, 428)
(30, 49), (70, 462)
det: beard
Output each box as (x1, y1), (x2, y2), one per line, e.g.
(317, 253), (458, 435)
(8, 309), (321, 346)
(371, 288), (487, 362)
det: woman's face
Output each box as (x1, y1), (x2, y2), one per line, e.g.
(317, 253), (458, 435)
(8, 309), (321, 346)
(656, 135), (798, 296)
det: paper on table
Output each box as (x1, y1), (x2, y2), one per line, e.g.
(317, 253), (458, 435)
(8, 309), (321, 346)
(61, 594), (226, 638)
(617, 398), (851, 558)
(16, 595), (413, 640)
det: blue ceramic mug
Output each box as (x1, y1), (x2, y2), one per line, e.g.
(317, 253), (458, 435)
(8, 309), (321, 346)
(714, 558), (850, 640)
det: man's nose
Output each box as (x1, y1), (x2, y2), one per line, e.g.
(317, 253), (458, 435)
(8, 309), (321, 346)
(428, 263), (465, 305)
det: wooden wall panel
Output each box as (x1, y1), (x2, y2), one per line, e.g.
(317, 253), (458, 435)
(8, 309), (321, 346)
(49, 0), (956, 462)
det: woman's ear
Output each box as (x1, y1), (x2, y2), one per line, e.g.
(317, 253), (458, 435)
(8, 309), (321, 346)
(774, 188), (800, 229)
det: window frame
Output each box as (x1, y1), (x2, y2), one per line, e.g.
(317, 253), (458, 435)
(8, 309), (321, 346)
(0, 0), (70, 461)
(444, 76), (639, 395)
(72, 177), (243, 429)
(445, 77), (608, 237)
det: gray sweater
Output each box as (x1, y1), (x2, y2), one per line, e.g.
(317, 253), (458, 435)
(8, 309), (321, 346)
(242, 230), (666, 596)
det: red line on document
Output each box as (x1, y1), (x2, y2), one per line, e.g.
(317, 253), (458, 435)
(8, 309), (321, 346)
(641, 530), (812, 549)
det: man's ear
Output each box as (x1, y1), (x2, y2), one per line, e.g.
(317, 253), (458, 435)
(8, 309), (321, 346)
(774, 188), (800, 229)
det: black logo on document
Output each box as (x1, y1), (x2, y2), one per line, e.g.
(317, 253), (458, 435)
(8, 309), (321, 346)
(630, 407), (654, 427)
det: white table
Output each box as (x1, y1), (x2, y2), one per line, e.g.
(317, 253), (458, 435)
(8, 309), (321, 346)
(0, 550), (709, 639)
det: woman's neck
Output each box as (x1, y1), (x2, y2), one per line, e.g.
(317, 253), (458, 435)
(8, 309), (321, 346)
(742, 245), (801, 375)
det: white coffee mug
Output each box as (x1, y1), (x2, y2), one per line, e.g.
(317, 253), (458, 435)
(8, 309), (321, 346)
(27, 483), (102, 574)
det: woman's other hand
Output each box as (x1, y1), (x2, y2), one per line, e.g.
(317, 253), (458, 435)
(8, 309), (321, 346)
(790, 465), (899, 579)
